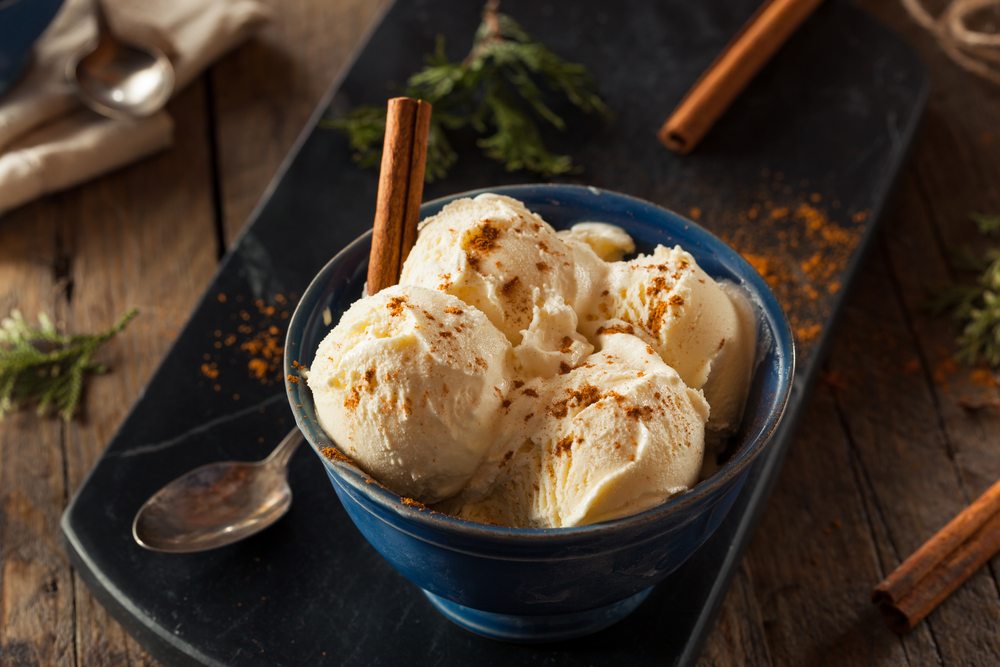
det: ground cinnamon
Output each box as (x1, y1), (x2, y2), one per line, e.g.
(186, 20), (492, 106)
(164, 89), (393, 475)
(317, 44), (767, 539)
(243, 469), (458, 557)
(720, 187), (863, 345)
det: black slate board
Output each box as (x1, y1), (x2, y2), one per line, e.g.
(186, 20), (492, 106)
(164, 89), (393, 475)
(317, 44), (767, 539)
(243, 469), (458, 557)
(61, 1), (927, 665)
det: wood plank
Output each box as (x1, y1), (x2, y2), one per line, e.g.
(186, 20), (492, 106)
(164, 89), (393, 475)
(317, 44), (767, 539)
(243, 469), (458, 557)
(822, 234), (1000, 662)
(697, 561), (774, 666)
(57, 81), (222, 666)
(210, 0), (392, 244)
(0, 206), (75, 666)
(746, 380), (931, 666)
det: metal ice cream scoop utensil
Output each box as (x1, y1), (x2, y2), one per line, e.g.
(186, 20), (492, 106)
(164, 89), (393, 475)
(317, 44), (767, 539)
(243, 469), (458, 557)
(132, 429), (304, 553)
(68, 0), (175, 119)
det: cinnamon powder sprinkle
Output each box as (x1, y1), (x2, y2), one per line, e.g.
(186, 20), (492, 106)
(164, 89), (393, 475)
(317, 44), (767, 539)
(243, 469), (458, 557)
(625, 405), (654, 420)
(444, 306), (463, 315)
(387, 296), (407, 316)
(344, 387), (361, 410)
(548, 400), (569, 419)
(401, 497), (428, 510)
(464, 221), (502, 253)
(522, 388), (539, 397)
(463, 222), (503, 272)
(721, 191), (862, 354)
(796, 323), (822, 343)
(970, 368), (998, 388)
(646, 301), (668, 336)
(321, 446), (353, 464)
(646, 275), (669, 297)
(597, 323), (634, 335)
(501, 276), (520, 296)
(555, 435), (574, 456)
(559, 336), (574, 353)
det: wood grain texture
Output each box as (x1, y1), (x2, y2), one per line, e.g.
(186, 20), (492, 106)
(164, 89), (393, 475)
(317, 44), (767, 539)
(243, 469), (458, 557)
(0, 81), (218, 666)
(698, 561), (774, 667)
(0, 207), (74, 667)
(208, 0), (392, 245)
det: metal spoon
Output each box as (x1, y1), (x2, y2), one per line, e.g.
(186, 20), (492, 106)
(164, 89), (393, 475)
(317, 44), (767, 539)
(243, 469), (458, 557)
(68, 0), (175, 119)
(132, 429), (304, 553)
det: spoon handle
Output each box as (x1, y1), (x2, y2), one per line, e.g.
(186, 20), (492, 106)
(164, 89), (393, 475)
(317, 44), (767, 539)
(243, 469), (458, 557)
(265, 428), (305, 471)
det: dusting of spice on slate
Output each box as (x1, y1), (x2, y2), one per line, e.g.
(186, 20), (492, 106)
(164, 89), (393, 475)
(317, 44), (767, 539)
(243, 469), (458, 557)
(200, 293), (294, 393)
(714, 179), (865, 346)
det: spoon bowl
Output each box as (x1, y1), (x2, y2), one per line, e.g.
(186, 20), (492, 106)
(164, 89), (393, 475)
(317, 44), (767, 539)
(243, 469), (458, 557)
(133, 429), (303, 553)
(69, 1), (175, 119)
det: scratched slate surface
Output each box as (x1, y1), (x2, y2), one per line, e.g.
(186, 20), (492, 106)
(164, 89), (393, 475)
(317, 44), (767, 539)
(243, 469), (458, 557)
(61, 1), (926, 665)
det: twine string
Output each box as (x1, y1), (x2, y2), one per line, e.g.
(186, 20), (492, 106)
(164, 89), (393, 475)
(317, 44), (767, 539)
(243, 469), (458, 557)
(901, 0), (1000, 84)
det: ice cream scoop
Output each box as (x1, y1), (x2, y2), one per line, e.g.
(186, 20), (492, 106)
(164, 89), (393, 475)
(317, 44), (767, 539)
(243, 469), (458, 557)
(558, 222), (636, 261)
(447, 331), (710, 528)
(585, 244), (757, 432)
(399, 193), (578, 345)
(307, 285), (512, 502)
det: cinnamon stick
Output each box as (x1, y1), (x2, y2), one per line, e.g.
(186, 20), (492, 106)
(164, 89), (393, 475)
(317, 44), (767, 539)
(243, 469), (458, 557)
(873, 478), (1000, 633)
(401, 101), (432, 262)
(367, 97), (432, 294)
(658, 0), (823, 154)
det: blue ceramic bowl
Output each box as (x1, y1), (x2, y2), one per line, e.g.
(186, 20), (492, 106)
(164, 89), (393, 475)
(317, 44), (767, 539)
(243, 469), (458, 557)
(0, 0), (65, 97)
(285, 184), (794, 642)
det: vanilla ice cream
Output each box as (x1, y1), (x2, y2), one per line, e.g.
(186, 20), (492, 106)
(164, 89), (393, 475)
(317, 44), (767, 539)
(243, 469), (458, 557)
(307, 285), (512, 502)
(446, 332), (709, 528)
(399, 193), (578, 345)
(558, 222), (636, 261)
(584, 245), (757, 432)
(308, 194), (759, 525)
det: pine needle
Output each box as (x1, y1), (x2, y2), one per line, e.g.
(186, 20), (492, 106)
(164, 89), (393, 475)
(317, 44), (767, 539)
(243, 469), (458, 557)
(971, 212), (1000, 236)
(928, 215), (1000, 368)
(0, 309), (138, 421)
(323, 0), (609, 180)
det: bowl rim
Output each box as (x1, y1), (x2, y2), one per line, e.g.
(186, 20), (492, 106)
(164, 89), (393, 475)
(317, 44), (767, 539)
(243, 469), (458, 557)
(285, 183), (796, 541)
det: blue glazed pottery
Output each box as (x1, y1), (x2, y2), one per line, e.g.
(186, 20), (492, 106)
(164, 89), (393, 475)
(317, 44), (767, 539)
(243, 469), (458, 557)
(285, 184), (795, 642)
(0, 0), (65, 98)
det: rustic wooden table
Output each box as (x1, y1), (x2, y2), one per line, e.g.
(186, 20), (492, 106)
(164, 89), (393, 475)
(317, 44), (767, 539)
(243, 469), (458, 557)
(1, 0), (998, 664)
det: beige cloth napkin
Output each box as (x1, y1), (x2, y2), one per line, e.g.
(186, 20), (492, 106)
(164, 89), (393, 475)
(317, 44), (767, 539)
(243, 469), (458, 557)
(0, 0), (269, 215)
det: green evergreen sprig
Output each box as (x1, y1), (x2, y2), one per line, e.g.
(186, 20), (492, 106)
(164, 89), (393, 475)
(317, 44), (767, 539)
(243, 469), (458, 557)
(0, 309), (138, 421)
(325, 0), (609, 181)
(928, 214), (1000, 367)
